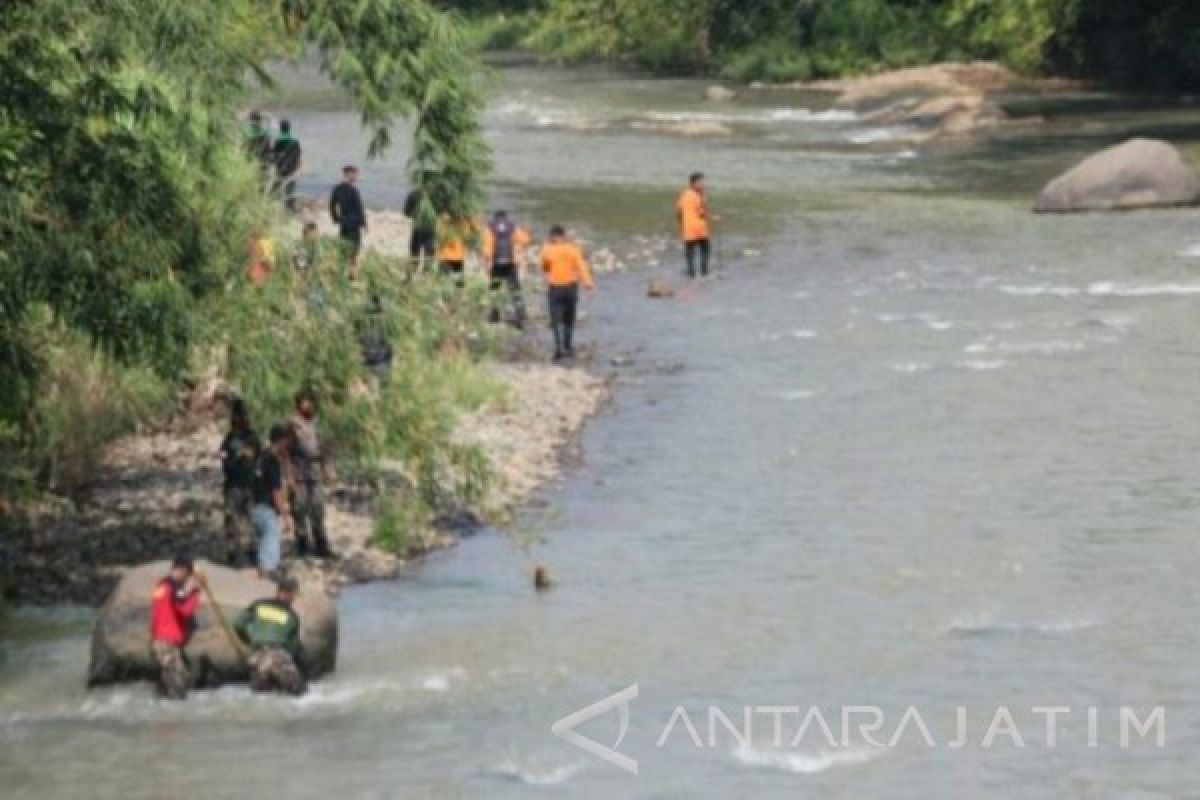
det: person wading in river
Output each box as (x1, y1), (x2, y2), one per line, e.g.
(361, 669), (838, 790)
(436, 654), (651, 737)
(541, 225), (595, 360)
(330, 165), (366, 279)
(676, 172), (716, 278)
(149, 554), (207, 699)
(290, 389), (334, 560)
(234, 576), (307, 696)
(220, 398), (261, 567)
(484, 210), (531, 328)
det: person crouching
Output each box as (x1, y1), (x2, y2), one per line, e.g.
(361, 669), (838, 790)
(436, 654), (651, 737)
(149, 554), (207, 699)
(234, 577), (307, 696)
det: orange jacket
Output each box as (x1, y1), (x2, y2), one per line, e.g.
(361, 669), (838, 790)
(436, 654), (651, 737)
(541, 240), (594, 288)
(437, 217), (474, 263)
(676, 187), (709, 242)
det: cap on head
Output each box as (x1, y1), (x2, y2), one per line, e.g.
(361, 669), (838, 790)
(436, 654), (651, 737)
(343, 165), (358, 174)
(549, 224), (565, 238)
(493, 209), (508, 220)
(268, 423), (291, 445)
(689, 171), (704, 186)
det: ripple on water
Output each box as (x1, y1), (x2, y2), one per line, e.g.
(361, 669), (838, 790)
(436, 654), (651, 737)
(944, 616), (1104, 639)
(491, 758), (587, 786)
(732, 743), (883, 774)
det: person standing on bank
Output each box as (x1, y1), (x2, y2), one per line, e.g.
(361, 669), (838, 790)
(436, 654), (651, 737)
(330, 165), (366, 279)
(290, 389), (334, 560)
(676, 172), (716, 278)
(252, 424), (293, 579)
(149, 554), (207, 699)
(484, 210), (531, 328)
(403, 188), (436, 264)
(541, 225), (595, 360)
(220, 398), (261, 567)
(272, 119), (302, 212)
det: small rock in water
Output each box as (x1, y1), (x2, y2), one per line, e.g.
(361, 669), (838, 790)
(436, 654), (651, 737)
(705, 85), (737, 102)
(534, 565), (556, 591)
(646, 279), (675, 299)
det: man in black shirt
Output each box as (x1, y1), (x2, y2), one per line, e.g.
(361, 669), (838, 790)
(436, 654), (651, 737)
(220, 398), (261, 567)
(272, 119), (302, 212)
(252, 424), (293, 579)
(330, 165), (366, 279)
(403, 188), (436, 263)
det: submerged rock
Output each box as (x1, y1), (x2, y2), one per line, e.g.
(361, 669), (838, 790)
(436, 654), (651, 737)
(1034, 138), (1200, 212)
(86, 561), (337, 689)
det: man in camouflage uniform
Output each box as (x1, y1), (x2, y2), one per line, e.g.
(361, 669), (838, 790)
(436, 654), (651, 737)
(220, 398), (261, 567)
(289, 389), (334, 559)
(234, 577), (307, 695)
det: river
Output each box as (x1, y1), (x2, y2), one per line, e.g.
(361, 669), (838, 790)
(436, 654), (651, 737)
(5, 60), (1200, 798)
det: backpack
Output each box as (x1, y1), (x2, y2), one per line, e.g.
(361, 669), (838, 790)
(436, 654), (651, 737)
(489, 219), (516, 265)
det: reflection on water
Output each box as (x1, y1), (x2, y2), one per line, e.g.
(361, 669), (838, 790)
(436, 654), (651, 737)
(6, 62), (1200, 798)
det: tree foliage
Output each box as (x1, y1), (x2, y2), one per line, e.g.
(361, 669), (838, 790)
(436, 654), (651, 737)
(456, 0), (1200, 87)
(0, 0), (490, 495)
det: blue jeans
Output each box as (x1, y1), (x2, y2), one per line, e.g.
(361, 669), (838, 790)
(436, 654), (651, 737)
(252, 504), (282, 573)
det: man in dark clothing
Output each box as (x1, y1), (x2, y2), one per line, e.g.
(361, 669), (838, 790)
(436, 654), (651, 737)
(272, 119), (302, 212)
(243, 110), (273, 181)
(485, 210), (530, 328)
(289, 389), (334, 560)
(149, 554), (207, 699)
(359, 294), (394, 384)
(330, 165), (366, 278)
(234, 577), (306, 695)
(403, 188), (436, 263)
(252, 424), (293, 579)
(220, 398), (261, 567)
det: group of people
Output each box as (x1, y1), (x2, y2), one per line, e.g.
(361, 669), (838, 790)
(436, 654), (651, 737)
(151, 556), (306, 698)
(245, 110), (303, 211)
(221, 389), (334, 579)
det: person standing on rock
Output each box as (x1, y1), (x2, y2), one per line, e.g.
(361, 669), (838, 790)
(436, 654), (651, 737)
(290, 389), (334, 560)
(234, 576), (307, 695)
(676, 172), (715, 278)
(271, 119), (302, 212)
(253, 424), (293, 579)
(149, 554), (207, 699)
(220, 398), (261, 567)
(484, 210), (531, 328)
(330, 165), (366, 279)
(541, 225), (594, 360)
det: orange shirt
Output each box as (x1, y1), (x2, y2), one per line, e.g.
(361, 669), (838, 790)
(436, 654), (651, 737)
(676, 187), (709, 242)
(541, 241), (594, 288)
(437, 217), (473, 263)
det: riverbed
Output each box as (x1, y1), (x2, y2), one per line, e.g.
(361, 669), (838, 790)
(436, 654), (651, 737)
(5, 60), (1200, 798)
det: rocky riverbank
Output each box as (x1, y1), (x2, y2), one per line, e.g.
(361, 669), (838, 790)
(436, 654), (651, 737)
(1, 208), (612, 606)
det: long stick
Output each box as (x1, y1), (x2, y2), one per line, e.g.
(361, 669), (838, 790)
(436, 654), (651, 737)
(201, 580), (250, 663)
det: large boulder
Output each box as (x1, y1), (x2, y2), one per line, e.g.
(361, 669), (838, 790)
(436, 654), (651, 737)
(1034, 139), (1200, 213)
(86, 560), (337, 688)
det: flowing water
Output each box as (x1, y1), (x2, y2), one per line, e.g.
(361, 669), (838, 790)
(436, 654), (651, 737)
(7, 60), (1200, 798)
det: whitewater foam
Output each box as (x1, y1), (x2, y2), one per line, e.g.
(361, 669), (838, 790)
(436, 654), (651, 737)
(732, 743), (882, 774)
(493, 759), (587, 785)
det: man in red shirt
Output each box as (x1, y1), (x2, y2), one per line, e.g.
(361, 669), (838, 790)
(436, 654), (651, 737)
(150, 554), (206, 699)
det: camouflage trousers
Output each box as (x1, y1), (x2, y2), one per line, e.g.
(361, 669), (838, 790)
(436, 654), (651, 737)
(247, 647), (307, 696)
(153, 641), (191, 700)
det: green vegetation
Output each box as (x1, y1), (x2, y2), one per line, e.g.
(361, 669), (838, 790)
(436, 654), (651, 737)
(449, 1), (1200, 88)
(0, 0), (493, 538)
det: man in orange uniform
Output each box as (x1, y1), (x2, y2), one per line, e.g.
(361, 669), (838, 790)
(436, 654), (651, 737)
(437, 215), (472, 286)
(483, 210), (532, 327)
(540, 225), (594, 360)
(676, 171), (712, 278)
